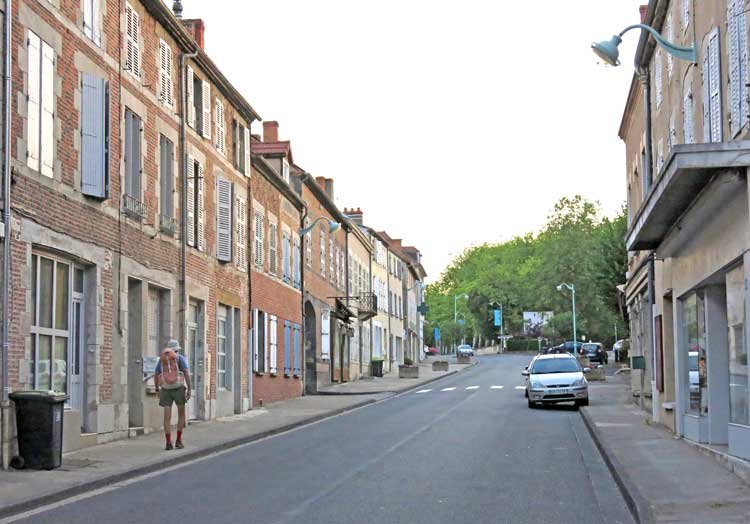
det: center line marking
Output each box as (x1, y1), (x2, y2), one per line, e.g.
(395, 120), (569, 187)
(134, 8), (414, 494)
(416, 389), (431, 394)
(465, 386), (479, 390)
(441, 387), (456, 392)
(514, 386), (526, 390)
(491, 386), (504, 389)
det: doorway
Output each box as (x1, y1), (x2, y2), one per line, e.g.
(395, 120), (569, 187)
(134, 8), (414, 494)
(304, 301), (317, 394)
(69, 267), (86, 420)
(187, 300), (205, 420)
(127, 279), (144, 428)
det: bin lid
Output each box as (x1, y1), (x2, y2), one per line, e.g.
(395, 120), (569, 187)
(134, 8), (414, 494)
(9, 390), (69, 403)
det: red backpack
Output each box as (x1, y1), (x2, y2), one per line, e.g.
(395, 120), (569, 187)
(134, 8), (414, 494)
(159, 349), (181, 386)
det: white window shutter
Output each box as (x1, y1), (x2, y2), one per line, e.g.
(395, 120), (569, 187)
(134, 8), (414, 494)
(684, 89), (694, 144)
(202, 83), (211, 139)
(26, 32), (41, 171)
(84, 0), (93, 40)
(197, 162), (205, 251)
(215, 101), (225, 154)
(709, 30), (722, 142)
(243, 127), (251, 177)
(263, 313), (269, 373)
(81, 73), (107, 198)
(235, 196), (247, 271)
(654, 51), (662, 108)
(741, 8), (749, 133)
(92, 0), (101, 45)
(186, 66), (195, 128)
(703, 50), (711, 143)
(158, 40), (173, 108)
(269, 316), (278, 374)
(40, 42), (55, 178)
(252, 309), (259, 372)
(729, 1), (740, 135)
(216, 176), (233, 262)
(321, 310), (330, 359)
(683, 0), (690, 33)
(666, 14), (674, 78)
(125, 4), (140, 77)
(186, 156), (195, 246)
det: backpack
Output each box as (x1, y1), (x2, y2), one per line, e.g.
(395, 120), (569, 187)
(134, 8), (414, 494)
(159, 349), (181, 386)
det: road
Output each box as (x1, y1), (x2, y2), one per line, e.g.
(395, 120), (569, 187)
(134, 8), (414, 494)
(11, 354), (634, 524)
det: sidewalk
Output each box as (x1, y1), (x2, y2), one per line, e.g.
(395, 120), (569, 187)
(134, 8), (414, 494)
(582, 374), (750, 523)
(316, 357), (474, 395)
(0, 357), (474, 519)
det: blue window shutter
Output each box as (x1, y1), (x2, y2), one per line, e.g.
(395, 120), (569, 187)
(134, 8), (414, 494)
(284, 320), (291, 375)
(81, 74), (107, 198)
(216, 177), (233, 261)
(293, 324), (300, 376)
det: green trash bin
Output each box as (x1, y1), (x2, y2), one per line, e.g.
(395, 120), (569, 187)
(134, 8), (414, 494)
(10, 391), (68, 470)
(371, 359), (384, 377)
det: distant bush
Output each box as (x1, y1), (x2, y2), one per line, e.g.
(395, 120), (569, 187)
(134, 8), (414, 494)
(506, 339), (541, 352)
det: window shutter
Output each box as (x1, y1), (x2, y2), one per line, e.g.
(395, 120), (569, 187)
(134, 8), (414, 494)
(186, 66), (195, 128)
(729, 1), (741, 135)
(186, 156), (195, 246)
(216, 176), (233, 262)
(159, 136), (174, 217)
(684, 89), (694, 144)
(253, 309), (259, 372)
(682, 0), (690, 33)
(243, 127), (251, 176)
(125, 109), (141, 197)
(282, 233), (290, 282)
(92, 0), (101, 45)
(709, 30), (722, 142)
(201, 83), (211, 139)
(321, 310), (330, 360)
(215, 100), (225, 154)
(40, 42), (55, 178)
(26, 32), (41, 171)
(293, 235), (300, 287)
(269, 222), (277, 274)
(654, 51), (662, 108)
(232, 120), (239, 168)
(254, 212), (264, 268)
(284, 320), (291, 375)
(269, 315), (277, 374)
(666, 13), (673, 78)
(740, 8), (749, 132)
(84, 0), (93, 40)
(158, 40), (173, 108)
(703, 50), (711, 143)
(235, 196), (247, 271)
(125, 4), (140, 77)
(81, 74), (107, 197)
(197, 162), (205, 251)
(293, 324), (300, 376)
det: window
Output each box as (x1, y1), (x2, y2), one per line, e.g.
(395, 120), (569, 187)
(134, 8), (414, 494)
(233, 120), (251, 176)
(254, 211), (265, 269)
(682, 291), (706, 416)
(654, 50), (663, 108)
(235, 196), (247, 271)
(304, 221), (312, 268)
(159, 135), (174, 229)
(83, 0), (101, 45)
(81, 73), (109, 198)
(200, 80), (211, 139)
(283, 320), (291, 376)
(684, 88), (694, 144)
(158, 40), (174, 108)
(321, 310), (330, 360)
(186, 157), (204, 249)
(187, 66), (195, 128)
(217, 304), (232, 389)
(703, 29), (722, 143)
(124, 108), (146, 218)
(726, 265), (748, 426)
(682, 0), (690, 33)
(30, 254), (70, 392)
(293, 234), (301, 288)
(268, 315), (278, 375)
(268, 220), (278, 275)
(253, 309), (266, 373)
(124, 3), (140, 78)
(216, 176), (233, 262)
(215, 100), (225, 154)
(26, 31), (55, 178)
(282, 158), (290, 184)
(666, 13), (674, 78)
(293, 323), (301, 377)
(282, 230), (291, 283)
(320, 228), (326, 277)
(329, 239), (335, 283)
(728, 1), (748, 135)
(641, 145), (651, 198)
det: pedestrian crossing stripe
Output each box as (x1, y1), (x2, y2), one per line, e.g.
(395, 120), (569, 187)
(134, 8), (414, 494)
(465, 386), (479, 390)
(416, 389), (431, 394)
(514, 386), (525, 390)
(490, 386), (504, 389)
(441, 387), (456, 391)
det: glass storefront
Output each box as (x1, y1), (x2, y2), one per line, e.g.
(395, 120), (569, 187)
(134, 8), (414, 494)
(683, 291), (707, 416)
(727, 265), (749, 426)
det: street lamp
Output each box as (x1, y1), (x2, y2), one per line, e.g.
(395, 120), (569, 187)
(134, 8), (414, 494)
(591, 23), (697, 67)
(300, 216), (341, 236)
(453, 293), (468, 352)
(556, 283), (576, 354)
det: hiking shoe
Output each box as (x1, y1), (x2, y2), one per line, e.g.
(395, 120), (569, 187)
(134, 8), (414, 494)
(165, 443), (173, 451)
(175, 441), (184, 449)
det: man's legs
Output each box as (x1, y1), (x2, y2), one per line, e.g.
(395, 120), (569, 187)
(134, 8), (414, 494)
(163, 405), (173, 449)
(176, 401), (186, 448)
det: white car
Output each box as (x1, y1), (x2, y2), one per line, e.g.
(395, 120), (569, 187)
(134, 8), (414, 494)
(522, 354), (589, 408)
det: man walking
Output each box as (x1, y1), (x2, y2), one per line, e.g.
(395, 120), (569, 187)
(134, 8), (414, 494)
(154, 339), (192, 450)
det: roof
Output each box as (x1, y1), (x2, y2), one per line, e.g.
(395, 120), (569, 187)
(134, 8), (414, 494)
(618, 73), (642, 140)
(252, 140), (293, 164)
(251, 154), (305, 210)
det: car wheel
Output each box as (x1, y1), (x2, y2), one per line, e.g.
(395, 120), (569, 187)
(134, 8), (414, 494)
(524, 388), (528, 398)
(528, 398), (536, 408)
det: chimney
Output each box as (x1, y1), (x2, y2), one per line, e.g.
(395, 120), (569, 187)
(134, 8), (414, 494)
(263, 121), (279, 143)
(345, 207), (364, 225)
(181, 19), (206, 50)
(324, 178), (334, 201)
(639, 5), (648, 22)
(173, 0), (183, 18)
(391, 239), (402, 248)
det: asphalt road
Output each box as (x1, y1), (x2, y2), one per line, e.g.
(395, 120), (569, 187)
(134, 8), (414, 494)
(12, 354), (635, 524)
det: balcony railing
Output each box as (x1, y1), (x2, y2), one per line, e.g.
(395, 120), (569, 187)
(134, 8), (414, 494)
(123, 194), (147, 220)
(354, 292), (377, 321)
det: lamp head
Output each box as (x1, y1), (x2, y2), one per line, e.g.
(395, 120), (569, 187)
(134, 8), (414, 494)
(328, 221), (341, 233)
(556, 284), (563, 292)
(591, 34), (622, 66)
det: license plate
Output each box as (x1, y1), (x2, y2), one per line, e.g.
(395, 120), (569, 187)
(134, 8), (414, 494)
(548, 388), (568, 394)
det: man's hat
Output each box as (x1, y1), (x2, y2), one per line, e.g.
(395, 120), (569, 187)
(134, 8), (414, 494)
(165, 339), (181, 351)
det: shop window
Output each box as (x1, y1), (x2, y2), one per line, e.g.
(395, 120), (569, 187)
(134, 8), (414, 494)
(726, 266), (748, 426)
(683, 291), (707, 416)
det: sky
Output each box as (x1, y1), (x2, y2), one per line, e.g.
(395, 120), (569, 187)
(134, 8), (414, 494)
(181, 0), (644, 282)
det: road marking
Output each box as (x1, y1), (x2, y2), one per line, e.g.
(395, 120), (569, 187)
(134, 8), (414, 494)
(490, 385), (504, 389)
(415, 389), (432, 394)
(441, 387), (456, 392)
(514, 386), (526, 390)
(465, 386), (479, 390)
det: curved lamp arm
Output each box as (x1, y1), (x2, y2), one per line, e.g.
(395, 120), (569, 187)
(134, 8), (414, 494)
(300, 216), (340, 236)
(592, 23), (697, 66)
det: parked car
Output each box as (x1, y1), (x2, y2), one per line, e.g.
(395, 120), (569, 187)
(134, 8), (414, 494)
(424, 346), (440, 356)
(457, 344), (474, 357)
(581, 342), (608, 364)
(522, 354), (589, 408)
(549, 341), (584, 355)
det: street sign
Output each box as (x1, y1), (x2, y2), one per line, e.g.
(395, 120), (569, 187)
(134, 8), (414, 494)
(458, 319), (465, 325)
(434, 327), (441, 342)
(493, 309), (502, 327)
(631, 356), (646, 370)
(417, 303), (429, 315)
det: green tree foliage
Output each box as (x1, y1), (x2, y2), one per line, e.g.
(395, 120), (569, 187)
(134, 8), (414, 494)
(424, 196), (627, 348)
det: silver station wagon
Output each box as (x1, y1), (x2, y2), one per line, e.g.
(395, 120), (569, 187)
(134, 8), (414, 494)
(522, 354), (589, 408)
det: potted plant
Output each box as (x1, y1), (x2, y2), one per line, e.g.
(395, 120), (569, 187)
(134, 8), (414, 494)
(399, 357), (419, 378)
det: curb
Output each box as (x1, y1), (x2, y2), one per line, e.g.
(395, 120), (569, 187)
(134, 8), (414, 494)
(0, 396), (379, 520)
(316, 359), (479, 396)
(579, 407), (655, 524)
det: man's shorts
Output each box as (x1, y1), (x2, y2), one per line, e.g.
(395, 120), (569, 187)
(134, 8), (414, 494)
(159, 386), (187, 407)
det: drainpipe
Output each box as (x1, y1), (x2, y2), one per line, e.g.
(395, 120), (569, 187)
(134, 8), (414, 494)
(178, 50), (198, 351)
(300, 202), (308, 394)
(1, 0), (12, 470)
(386, 248), (392, 371)
(344, 225), (350, 380)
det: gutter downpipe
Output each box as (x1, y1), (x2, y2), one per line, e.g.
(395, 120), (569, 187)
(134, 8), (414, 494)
(178, 50), (198, 351)
(344, 225), (351, 379)
(386, 248), (392, 372)
(300, 201), (308, 394)
(1, 0), (11, 470)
